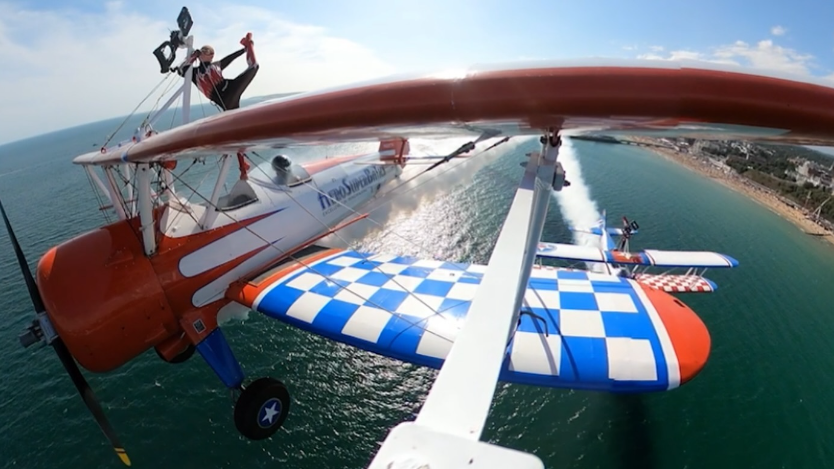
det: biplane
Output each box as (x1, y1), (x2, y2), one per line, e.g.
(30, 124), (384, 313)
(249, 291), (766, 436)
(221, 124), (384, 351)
(6, 6), (834, 468)
(537, 210), (737, 292)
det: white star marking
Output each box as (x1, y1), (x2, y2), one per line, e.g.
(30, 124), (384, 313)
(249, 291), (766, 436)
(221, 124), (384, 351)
(261, 402), (279, 425)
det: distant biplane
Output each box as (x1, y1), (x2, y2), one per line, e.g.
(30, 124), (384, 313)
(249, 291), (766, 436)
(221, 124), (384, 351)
(7, 6), (834, 468)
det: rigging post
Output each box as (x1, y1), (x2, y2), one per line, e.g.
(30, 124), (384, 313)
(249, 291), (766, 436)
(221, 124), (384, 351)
(103, 166), (127, 221)
(200, 155), (233, 229)
(180, 36), (194, 126)
(122, 164), (135, 217)
(145, 10), (196, 207)
(137, 163), (156, 256)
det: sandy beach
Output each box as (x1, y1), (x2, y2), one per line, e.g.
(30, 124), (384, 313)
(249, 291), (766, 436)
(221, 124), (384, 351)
(627, 138), (834, 248)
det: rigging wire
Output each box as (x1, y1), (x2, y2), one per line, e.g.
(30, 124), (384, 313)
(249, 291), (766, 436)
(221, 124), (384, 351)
(234, 137), (548, 336)
(246, 136), (514, 264)
(164, 167), (468, 346)
(242, 158), (462, 329)
(139, 74), (181, 133)
(101, 72), (175, 148)
(94, 62), (558, 342)
(83, 167), (112, 225)
(161, 135), (546, 341)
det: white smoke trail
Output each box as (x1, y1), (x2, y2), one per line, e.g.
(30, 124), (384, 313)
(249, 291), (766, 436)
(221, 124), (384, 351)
(550, 138), (605, 272)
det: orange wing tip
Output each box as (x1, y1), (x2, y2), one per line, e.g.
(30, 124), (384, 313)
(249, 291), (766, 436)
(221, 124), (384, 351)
(639, 283), (712, 386)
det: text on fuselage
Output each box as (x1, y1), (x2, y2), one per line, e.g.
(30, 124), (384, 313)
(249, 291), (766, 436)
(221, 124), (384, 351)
(318, 166), (387, 211)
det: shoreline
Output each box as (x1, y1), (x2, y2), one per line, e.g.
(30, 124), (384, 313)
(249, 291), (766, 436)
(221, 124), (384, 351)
(630, 139), (834, 248)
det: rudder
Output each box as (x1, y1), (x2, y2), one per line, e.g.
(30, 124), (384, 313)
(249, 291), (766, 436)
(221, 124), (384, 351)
(379, 138), (410, 165)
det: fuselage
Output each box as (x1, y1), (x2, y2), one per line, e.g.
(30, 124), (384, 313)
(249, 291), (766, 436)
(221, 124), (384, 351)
(165, 154), (402, 308)
(36, 151), (403, 372)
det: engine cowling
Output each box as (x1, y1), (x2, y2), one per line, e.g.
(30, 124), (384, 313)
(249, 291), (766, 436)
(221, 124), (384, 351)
(37, 220), (178, 372)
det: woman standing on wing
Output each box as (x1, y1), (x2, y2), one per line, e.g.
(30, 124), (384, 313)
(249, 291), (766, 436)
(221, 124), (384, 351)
(178, 33), (259, 111)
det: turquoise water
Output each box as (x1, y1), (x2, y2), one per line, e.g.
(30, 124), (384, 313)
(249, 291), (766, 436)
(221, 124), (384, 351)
(1, 117), (834, 468)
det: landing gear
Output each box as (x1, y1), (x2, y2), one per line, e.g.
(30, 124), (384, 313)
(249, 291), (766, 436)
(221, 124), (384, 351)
(195, 328), (292, 440)
(233, 377), (291, 440)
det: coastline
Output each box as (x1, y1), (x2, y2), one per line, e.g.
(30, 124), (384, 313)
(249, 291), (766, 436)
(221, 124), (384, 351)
(630, 139), (834, 248)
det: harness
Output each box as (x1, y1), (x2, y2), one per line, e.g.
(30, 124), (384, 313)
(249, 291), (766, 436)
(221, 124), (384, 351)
(193, 61), (227, 101)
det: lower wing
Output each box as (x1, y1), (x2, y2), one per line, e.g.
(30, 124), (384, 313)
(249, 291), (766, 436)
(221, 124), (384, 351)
(226, 246), (713, 393)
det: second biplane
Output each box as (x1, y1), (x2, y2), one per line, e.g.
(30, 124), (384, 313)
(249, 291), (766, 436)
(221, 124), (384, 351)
(7, 6), (834, 468)
(537, 209), (737, 292)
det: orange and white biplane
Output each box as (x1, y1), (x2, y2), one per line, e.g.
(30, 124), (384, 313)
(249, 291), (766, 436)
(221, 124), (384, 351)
(7, 6), (834, 468)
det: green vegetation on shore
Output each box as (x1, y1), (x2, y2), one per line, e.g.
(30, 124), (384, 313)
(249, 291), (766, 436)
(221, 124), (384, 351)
(657, 137), (834, 224)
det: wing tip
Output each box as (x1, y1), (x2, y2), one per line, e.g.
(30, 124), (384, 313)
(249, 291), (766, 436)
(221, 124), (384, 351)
(722, 254), (739, 268)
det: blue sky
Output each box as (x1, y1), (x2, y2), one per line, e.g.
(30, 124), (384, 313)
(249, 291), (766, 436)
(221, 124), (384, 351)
(2, 0), (834, 144)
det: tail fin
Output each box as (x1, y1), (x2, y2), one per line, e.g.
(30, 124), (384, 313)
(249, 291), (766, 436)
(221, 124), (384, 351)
(379, 138), (410, 165)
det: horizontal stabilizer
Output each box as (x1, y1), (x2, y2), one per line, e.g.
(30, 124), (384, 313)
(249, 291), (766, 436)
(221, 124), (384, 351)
(536, 242), (738, 268)
(634, 273), (717, 293)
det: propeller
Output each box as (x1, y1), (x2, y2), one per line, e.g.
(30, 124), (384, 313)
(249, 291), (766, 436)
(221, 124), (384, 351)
(0, 198), (132, 467)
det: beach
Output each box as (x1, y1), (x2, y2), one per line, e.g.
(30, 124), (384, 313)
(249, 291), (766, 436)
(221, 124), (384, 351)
(628, 138), (834, 248)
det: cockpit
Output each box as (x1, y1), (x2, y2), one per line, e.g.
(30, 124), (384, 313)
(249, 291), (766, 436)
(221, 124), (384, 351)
(270, 155), (311, 187)
(210, 154), (313, 213)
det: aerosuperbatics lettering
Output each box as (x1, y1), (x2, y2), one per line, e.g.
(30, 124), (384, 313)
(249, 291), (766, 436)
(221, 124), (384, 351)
(318, 166), (387, 214)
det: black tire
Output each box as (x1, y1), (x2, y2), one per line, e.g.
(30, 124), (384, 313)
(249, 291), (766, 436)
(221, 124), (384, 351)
(155, 343), (195, 364)
(234, 377), (290, 440)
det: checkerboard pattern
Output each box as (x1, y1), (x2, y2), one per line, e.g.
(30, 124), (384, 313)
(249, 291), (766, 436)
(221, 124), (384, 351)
(634, 273), (716, 293)
(253, 250), (675, 392)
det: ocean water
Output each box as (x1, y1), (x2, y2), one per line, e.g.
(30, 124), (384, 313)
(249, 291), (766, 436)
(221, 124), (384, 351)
(1, 112), (834, 469)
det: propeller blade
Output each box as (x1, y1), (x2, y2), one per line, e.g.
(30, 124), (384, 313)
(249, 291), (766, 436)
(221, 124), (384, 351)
(0, 197), (131, 466)
(52, 339), (132, 466)
(0, 198), (45, 313)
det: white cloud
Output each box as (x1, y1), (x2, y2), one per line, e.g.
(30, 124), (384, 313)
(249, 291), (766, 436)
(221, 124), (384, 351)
(649, 45), (665, 52)
(0, 2), (395, 145)
(638, 49), (738, 65)
(713, 40), (813, 75)
(636, 39), (823, 76)
(771, 25), (787, 36)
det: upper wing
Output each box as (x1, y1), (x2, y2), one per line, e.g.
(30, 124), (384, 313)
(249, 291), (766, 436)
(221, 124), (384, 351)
(226, 246), (711, 392)
(74, 60), (834, 166)
(536, 242), (739, 268)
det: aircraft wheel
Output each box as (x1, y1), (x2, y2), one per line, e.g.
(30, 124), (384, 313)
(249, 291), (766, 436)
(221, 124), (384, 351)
(155, 343), (195, 364)
(234, 377), (290, 440)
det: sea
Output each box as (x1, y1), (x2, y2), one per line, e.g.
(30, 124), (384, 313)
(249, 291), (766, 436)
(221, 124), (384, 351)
(1, 97), (834, 469)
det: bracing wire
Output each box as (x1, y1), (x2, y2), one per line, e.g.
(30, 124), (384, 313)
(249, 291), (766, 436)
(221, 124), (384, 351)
(101, 72), (175, 148)
(164, 167), (468, 346)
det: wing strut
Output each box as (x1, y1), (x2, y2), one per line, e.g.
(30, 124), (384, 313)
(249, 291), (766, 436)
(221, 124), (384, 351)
(368, 132), (561, 469)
